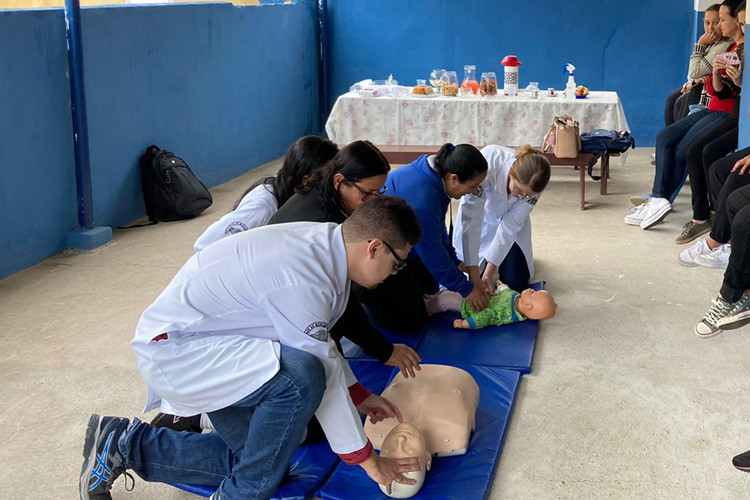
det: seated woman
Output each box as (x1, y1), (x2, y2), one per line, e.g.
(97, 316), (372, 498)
(664, 3), (731, 127)
(359, 144), (490, 333)
(193, 135), (338, 251)
(453, 145), (551, 293)
(626, 0), (745, 230)
(677, 5), (745, 244)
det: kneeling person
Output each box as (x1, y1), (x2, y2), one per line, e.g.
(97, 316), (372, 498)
(79, 196), (425, 500)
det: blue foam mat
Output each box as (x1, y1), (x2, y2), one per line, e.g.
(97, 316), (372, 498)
(316, 364), (522, 500)
(168, 360), (396, 499)
(415, 281), (546, 374)
(341, 324), (426, 360)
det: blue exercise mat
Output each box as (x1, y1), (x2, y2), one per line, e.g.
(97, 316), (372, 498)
(415, 281), (546, 374)
(340, 324), (426, 360)
(316, 364), (522, 500)
(168, 360), (395, 499)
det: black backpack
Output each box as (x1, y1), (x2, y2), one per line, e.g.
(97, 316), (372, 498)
(138, 145), (212, 223)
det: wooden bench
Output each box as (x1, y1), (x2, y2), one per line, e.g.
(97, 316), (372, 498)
(372, 145), (616, 210)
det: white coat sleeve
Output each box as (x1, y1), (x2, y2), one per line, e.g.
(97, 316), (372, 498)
(193, 187), (278, 252)
(484, 195), (538, 266)
(456, 178), (490, 267)
(258, 285), (367, 455)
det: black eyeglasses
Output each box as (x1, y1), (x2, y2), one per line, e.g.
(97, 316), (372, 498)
(370, 239), (407, 272)
(347, 181), (388, 201)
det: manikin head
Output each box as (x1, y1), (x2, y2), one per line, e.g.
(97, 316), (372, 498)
(378, 422), (432, 498)
(342, 196), (422, 289)
(514, 286), (557, 320)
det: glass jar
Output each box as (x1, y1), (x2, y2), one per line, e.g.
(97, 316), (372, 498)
(479, 72), (498, 96)
(429, 69), (446, 93)
(461, 65), (479, 95)
(441, 71), (459, 96)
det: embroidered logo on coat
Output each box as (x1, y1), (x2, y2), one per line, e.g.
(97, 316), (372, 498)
(304, 322), (329, 342)
(224, 221), (249, 236)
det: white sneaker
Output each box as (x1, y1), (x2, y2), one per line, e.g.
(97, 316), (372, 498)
(640, 197), (673, 229)
(677, 238), (710, 267)
(624, 202), (649, 226)
(694, 244), (731, 269)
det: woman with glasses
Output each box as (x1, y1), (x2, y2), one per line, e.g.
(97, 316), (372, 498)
(365, 143), (490, 332)
(270, 140), (390, 225)
(453, 145), (551, 293)
(269, 140), (422, 380)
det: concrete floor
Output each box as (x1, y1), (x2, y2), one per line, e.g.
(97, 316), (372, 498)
(2, 147), (749, 499)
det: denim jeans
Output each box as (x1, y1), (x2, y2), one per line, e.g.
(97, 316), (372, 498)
(653, 109), (733, 202)
(119, 345), (326, 500)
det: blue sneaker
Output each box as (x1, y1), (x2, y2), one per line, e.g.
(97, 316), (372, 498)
(79, 414), (134, 499)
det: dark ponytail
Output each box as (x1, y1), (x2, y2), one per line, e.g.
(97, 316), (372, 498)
(233, 136), (338, 210)
(433, 143), (488, 182)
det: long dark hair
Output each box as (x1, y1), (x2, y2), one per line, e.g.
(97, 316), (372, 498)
(300, 140), (391, 219)
(233, 136), (338, 210)
(433, 143), (488, 182)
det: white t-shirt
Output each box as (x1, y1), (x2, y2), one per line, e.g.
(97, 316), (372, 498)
(453, 145), (537, 277)
(193, 184), (278, 251)
(133, 222), (367, 454)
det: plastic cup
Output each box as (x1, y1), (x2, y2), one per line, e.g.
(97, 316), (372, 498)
(416, 79), (426, 87)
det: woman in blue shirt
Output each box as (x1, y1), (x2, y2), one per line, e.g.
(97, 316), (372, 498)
(359, 143), (490, 331)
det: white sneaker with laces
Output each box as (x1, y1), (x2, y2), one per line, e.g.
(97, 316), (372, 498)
(640, 197), (673, 229)
(624, 202), (649, 226)
(677, 238), (710, 267)
(694, 244), (731, 269)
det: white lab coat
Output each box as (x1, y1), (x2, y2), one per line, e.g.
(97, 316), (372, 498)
(132, 222), (367, 455)
(453, 145), (537, 278)
(193, 184), (278, 252)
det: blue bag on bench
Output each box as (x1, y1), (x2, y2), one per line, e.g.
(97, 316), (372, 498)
(580, 129), (635, 156)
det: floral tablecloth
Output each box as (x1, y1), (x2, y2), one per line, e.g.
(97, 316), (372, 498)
(325, 91), (630, 149)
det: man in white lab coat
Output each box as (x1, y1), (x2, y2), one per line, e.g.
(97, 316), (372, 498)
(78, 196), (425, 500)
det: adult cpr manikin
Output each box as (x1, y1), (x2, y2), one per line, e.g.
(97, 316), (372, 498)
(365, 365), (480, 497)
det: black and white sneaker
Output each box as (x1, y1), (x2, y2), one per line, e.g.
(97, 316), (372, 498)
(79, 414), (134, 500)
(149, 412), (203, 433)
(695, 297), (734, 338)
(717, 294), (750, 330)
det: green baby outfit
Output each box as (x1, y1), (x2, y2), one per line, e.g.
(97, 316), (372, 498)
(460, 284), (525, 329)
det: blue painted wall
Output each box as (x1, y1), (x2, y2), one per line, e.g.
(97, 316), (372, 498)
(325, 0), (695, 147)
(737, 24), (750, 148)
(0, 10), (78, 279)
(0, 1), (319, 279)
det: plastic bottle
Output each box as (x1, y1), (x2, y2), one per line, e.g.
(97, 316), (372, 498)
(563, 63), (576, 100)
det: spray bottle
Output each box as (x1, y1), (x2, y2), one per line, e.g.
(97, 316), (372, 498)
(563, 63), (576, 100)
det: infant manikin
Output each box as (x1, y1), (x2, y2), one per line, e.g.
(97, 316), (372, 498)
(425, 281), (557, 329)
(365, 364), (480, 498)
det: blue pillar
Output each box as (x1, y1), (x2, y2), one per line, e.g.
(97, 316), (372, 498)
(64, 0), (112, 249)
(318, 0), (330, 133)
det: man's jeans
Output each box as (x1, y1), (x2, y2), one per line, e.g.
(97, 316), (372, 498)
(118, 345), (326, 500)
(653, 108), (732, 202)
